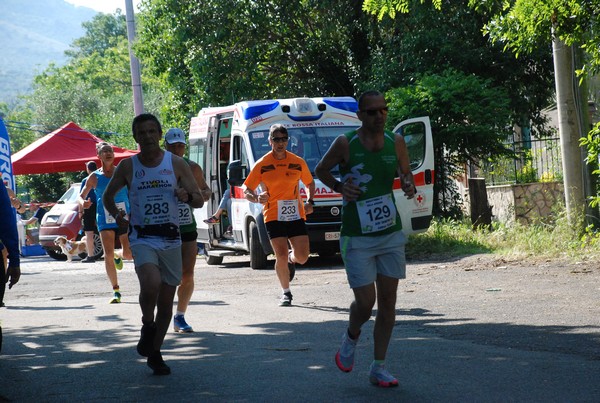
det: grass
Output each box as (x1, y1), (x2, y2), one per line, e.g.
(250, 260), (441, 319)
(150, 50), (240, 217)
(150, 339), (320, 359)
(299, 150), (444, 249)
(406, 209), (600, 262)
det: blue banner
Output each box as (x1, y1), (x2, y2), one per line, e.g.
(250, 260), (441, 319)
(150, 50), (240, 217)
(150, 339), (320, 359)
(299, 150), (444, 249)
(0, 116), (15, 192)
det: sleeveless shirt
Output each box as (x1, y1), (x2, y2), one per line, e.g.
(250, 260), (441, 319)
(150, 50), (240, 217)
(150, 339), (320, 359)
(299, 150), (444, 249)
(339, 130), (402, 237)
(94, 168), (130, 231)
(128, 151), (181, 249)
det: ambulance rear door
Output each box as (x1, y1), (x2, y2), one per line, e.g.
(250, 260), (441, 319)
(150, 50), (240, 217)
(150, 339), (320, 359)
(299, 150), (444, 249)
(392, 116), (434, 234)
(191, 113), (221, 245)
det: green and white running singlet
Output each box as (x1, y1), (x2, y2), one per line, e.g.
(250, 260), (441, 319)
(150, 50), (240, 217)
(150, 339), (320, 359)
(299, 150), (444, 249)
(339, 130), (401, 237)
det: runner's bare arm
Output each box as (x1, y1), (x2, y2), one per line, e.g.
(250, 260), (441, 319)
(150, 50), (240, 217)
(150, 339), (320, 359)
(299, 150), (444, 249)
(78, 173), (97, 208)
(316, 135), (360, 200)
(190, 161), (212, 202)
(102, 159), (131, 219)
(315, 135), (348, 192)
(174, 157), (204, 208)
(395, 133), (415, 198)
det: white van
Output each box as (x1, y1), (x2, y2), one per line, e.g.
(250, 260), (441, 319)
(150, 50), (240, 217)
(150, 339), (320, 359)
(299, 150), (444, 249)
(188, 97), (434, 269)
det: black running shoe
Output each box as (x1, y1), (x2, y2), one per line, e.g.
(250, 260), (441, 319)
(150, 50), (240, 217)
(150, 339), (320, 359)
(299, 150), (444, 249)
(137, 321), (156, 357)
(147, 351), (171, 375)
(279, 291), (293, 307)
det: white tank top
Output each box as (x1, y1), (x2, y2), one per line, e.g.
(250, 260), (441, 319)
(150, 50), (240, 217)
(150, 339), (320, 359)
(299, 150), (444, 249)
(129, 151), (181, 249)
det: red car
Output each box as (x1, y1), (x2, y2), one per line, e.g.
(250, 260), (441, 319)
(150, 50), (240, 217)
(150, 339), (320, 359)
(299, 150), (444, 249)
(39, 183), (104, 261)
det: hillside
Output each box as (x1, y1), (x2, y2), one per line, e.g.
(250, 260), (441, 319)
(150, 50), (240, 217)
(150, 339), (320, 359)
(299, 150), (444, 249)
(0, 0), (97, 104)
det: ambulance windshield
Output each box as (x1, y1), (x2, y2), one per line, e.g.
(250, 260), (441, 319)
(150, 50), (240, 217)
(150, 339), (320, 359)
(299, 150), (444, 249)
(248, 126), (358, 173)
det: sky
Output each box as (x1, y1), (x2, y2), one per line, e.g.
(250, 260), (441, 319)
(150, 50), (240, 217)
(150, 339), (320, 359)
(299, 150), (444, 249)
(64, 0), (141, 14)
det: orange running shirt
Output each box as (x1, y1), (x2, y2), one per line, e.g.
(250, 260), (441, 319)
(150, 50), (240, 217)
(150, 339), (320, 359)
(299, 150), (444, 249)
(243, 151), (313, 223)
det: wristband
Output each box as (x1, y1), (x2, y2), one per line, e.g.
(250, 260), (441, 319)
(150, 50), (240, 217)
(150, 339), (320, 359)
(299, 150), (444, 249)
(307, 199), (315, 205)
(187, 192), (194, 203)
(333, 181), (342, 193)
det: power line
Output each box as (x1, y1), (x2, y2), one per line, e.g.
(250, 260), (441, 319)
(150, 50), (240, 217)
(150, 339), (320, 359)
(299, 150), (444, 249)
(3, 119), (129, 137)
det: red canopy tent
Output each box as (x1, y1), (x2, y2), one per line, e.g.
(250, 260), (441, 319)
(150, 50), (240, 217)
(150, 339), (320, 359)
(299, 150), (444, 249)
(11, 122), (138, 175)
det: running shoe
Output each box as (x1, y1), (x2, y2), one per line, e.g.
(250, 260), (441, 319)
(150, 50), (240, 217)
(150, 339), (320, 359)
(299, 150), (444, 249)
(114, 257), (123, 270)
(173, 314), (193, 333)
(279, 291), (293, 307)
(335, 330), (358, 372)
(109, 291), (121, 304)
(288, 251), (296, 282)
(369, 363), (399, 387)
(81, 256), (95, 263)
(137, 321), (157, 357)
(203, 216), (220, 224)
(147, 351), (171, 375)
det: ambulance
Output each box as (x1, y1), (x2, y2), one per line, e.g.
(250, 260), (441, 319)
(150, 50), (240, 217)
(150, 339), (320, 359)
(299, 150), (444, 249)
(188, 96), (434, 269)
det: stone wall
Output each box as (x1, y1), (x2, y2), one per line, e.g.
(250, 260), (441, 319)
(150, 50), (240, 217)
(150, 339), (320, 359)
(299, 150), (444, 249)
(512, 182), (565, 224)
(466, 181), (565, 225)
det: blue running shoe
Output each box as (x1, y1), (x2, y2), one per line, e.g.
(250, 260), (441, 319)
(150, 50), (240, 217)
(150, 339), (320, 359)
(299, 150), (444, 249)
(173, 314), (193, 333)
(335, 330), (358, 372)
(369, 363), (399, 388)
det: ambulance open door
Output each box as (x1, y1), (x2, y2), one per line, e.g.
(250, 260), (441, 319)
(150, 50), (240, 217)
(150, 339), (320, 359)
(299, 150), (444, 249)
(392, 116), (435, 235)
(194, 114), (221, 245)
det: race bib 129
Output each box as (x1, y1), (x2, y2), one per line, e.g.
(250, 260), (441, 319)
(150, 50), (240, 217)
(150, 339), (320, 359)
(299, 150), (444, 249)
(357, 194), (396, 234)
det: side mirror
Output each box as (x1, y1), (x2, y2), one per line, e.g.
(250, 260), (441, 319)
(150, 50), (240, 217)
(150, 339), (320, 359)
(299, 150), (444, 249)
(227, 160), (247, 186)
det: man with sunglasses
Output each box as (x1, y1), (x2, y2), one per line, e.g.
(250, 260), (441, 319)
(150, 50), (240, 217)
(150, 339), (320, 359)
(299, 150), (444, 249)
(315, 90), (416, 388)
(243, 124), (315, 306)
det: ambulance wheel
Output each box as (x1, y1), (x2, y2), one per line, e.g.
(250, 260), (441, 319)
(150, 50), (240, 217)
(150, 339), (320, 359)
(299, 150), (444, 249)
(249, 221), (267, 270)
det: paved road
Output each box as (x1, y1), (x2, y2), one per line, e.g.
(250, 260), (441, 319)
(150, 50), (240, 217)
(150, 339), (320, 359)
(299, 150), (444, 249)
(1, 253), (599, 402)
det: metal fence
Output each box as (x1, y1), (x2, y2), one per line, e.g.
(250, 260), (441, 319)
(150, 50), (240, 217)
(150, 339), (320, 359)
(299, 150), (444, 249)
(481, 136), (563, 186)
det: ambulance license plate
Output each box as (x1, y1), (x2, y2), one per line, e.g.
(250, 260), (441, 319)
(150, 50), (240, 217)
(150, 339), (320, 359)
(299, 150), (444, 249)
(325, 231), (340, 241)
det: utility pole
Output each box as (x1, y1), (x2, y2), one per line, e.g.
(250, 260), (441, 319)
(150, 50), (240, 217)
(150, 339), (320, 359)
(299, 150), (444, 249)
(552, 34), (587, 226)
(125, 0), (144, 116)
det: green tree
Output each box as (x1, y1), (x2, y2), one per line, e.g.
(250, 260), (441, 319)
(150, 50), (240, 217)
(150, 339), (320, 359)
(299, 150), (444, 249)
(363, 0), (441, 19)
(8, 11), (165, 198)
(65, 12), (128, 59)
(136, 0), (374, 125)
(22, 11), (147, 147)
(366, 1), (555, 137)
(467, 0), (600, 224)
(386, 69), (513, 216)
(19, 172), (84, 204)
(470, 0), (600, 76)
